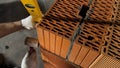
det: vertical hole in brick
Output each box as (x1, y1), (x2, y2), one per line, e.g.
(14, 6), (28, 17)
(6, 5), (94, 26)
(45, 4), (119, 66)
(51, 29), (57, 33)
(64, 35), (69, 38)
(45, 27), (50, 30)
(118, 44), (120, 46)
(108, 52), (113, 57)
(78, 39), (83, 44)
(116, 57), (120, 60)
(107, 31), (110, 35)
(104, 41), (108, 46)
(118, 50), (120, 53)
(39, 24), (43, 27)
(108, 46), (114, 50)
(69, 28), (74, 31)
(54, 28), (63, 32)
(95, 41), (100, 45)
(58, 32), (64, 36)
(92, 47), (98, 51)
(62, 28), (71, 32)
(85, 43), (90, 47)
(79, 5), (89, 18)
(109, 50), (119, 56)
(103, 48), (106, 53)
(88, 36), (94, 40)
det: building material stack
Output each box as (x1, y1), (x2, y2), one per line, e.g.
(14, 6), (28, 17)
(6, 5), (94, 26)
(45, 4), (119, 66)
(36, 0), (120, 68)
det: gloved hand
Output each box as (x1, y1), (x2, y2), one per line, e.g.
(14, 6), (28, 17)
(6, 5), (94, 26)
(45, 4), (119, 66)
(21, 15), (34, 30)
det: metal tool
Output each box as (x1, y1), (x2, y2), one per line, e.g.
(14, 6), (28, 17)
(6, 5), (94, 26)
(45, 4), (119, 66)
(20, 0), (43, 23)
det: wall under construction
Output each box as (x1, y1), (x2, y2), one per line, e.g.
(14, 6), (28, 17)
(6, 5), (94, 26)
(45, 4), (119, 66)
(36, 0), (120, 68)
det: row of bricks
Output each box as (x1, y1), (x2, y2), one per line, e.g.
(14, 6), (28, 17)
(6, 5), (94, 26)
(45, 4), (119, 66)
(37, 21), (120, 68)
(42, 19), (78, 28)
(48, 0), (118, 22)
(48, 0), (120, 23)
(45, 0), (88, 20)
(38, 0), (120, 66)
(75, 22), (109, 52)
(40, 18), (109, 52)
(39, 19), (79, 39)
(37, 26), (99, 68)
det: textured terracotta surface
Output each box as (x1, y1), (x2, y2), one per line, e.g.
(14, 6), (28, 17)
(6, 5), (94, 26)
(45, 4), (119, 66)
(39, 18), (79, 40)
(37, 0), (120, 67)
(60, 38), (70, 58)
(91, 54), (120, 68)
(37, 27), (100, 67)
(76, 21), (110, 52)
(69, 43), (82, 62)
(44, 0), (120, 23)
(103, 24), (120, 60)
(45, 0), (88, 21)
(74, 46), (90, 65)
(115, 0), (120, 22)
(44, 30), (50, 50)
(80, 50), (99, 68)
(37, 26), (44, 48)
(89, 0), (114, 22)
(50, 32), (56, 53)
(55, 35), (63, 56)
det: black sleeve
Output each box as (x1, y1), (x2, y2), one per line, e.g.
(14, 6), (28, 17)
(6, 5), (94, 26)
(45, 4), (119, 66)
(0, 1), (29, 23)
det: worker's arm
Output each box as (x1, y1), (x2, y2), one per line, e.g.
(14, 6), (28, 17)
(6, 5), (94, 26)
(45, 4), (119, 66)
(0, 21), (23, 38)
(0, 15), (34, 38)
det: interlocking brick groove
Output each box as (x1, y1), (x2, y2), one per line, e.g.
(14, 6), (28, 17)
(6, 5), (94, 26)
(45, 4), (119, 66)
(37, 0), (120, 67)
(103, 24), (120, 60)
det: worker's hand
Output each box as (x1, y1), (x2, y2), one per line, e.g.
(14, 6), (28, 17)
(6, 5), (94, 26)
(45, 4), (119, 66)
(21, 15), (34, 30)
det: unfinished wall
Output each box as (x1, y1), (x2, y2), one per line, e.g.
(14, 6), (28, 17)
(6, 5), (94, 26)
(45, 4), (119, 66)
(37, 0), (120, 68)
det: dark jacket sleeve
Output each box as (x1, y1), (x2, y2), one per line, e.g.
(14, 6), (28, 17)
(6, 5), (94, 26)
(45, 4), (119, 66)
(0, 1), (29, 23)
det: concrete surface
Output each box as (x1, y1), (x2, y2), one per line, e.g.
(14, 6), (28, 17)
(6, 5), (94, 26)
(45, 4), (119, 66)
(0, 29), (37, 67)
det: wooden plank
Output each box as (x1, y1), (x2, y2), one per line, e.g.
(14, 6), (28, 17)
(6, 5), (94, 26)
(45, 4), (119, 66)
(80, 50), (99, 68)
(50, 32), (56, 53)
(55, 35), (63, 55)
(69, 43), (81, 62)
(44, 30), (50, 50)
(60, 38), (70, 58)
(74, 46), (89, 65)
(37, 27), (44, 48)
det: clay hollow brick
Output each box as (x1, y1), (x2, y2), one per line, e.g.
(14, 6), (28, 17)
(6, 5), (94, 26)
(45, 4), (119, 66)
(36, 0), (120, 67)
(37, 25), (100, 67)
(103, 24), (120, 60)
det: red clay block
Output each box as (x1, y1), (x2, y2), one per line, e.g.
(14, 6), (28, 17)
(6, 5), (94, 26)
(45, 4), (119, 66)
(55, 35), (63, 55)
(80, 50), (99, 68)
(74, 46), (89, 65)
(44, 30), (50, 50)
(36, 26), (45, 48)
(60, 38), (70, 58)
(69, 43), (82, 62)
(50, 32), (56, 53)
